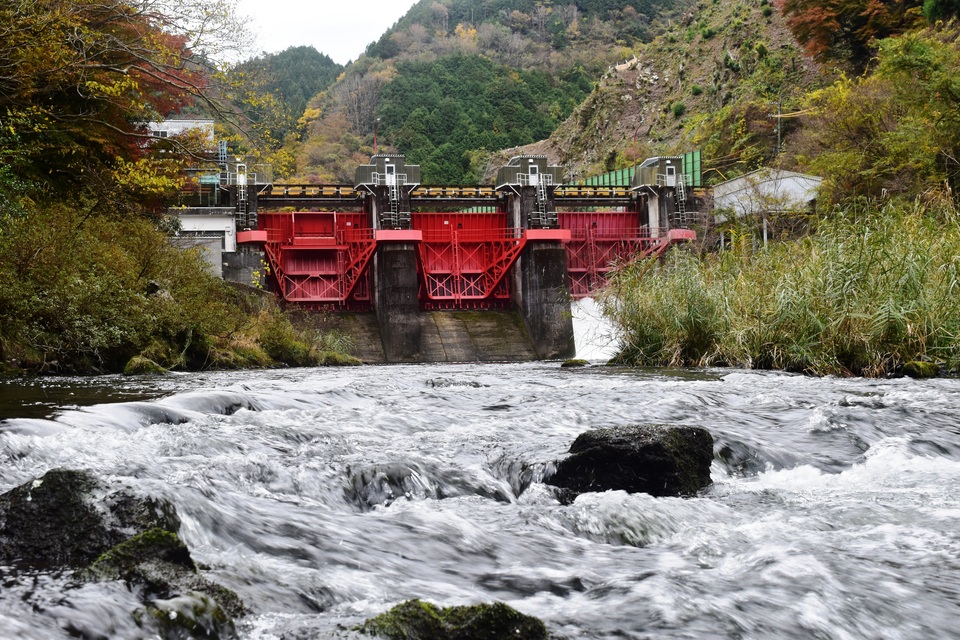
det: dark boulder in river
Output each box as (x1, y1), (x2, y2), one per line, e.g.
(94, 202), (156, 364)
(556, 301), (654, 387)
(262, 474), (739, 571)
(84, 527), (245, 636)
(546, 424), (713, 501)
(0, 468), (180, 569)
(0, 469), (244, 638)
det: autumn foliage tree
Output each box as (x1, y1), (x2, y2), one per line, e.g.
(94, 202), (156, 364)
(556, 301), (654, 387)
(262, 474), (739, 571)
(0, 0), (259, 374)
(0, 0), (247, 210)
(775, 0), (924, 69)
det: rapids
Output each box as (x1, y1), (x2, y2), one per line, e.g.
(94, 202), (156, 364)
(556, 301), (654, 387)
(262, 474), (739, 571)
(1, 361), (959, 638)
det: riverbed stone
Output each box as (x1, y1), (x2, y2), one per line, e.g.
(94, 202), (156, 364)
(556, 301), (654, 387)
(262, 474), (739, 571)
(123, 355), (168, 375)
(358, 599), (548, 640)
(0, 468), (180, 569)
(0, 469), (245, 638)
(87, 528), (245, 636)
(902, 360), (939, 379)
(546, 424), (713, 500)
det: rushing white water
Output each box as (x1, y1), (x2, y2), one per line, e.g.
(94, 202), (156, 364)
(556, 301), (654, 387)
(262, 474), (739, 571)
(2, 364), (960, 639)
(571, 298), (621, 361)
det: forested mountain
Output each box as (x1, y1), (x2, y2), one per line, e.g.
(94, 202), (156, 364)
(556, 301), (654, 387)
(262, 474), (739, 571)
(376, 56), (592, 182)
(288, 0), (696, 183)
(368, 0), (691, 62)
(226, 47), (342, 175)
(234, 47), (342, 127)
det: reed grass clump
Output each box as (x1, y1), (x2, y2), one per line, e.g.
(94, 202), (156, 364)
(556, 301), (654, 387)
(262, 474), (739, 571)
(602, 200), (960, 377)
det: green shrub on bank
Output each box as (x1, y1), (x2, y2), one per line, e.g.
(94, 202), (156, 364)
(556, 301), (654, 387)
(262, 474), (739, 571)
(602, 199), (960, 377)
(0, 203), (357, 374)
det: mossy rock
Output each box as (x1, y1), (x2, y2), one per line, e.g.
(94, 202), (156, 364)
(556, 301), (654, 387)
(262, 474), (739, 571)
(88, 528), (245, 627)
(205, 344), (272, 370)
(87, 528), (196, 580)
(124, 356), (168, 376)
(902, 361), (939, 379)
(138, 339), (184, 370)
(358, 599), (548, 640)
(145, 593), (238, 640)
(561, 359), (589, 368)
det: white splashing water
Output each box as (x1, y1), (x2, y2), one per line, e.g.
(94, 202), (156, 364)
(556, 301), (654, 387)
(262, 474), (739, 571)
(2, 366), (960, 639)
(571, 298), (620, 361)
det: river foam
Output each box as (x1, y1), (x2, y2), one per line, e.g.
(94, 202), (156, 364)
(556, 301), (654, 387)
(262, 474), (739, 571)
(2, 364), (959, 638)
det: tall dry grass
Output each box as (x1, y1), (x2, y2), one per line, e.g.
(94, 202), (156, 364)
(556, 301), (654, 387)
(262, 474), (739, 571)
(601, 199), (960, 376)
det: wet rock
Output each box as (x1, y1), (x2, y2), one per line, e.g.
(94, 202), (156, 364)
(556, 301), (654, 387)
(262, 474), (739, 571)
(146, 593), (238, 640)
(902, 361), (939, 379)
(345, 462), (512, 510)
(545, 424), (713, 501)
(561, 358), (589, 368)
(358, 599), (548, 640)
(123, 355), (168, 375)
(425, 377), (487, 388)
(0, 469), (180, 569)
(716, 438), (796, 476)
(0, 469), (244, 638)
(87, 528), (245, 638)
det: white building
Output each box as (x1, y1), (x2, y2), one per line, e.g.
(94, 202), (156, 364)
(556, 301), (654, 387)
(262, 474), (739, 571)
(713, 169), (822, 220)
(146, 118), (214, 146)
(170, 207), (237, 278)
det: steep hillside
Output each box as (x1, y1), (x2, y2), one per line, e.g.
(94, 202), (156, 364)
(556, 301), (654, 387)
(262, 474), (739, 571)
(499, 0), (821, 183)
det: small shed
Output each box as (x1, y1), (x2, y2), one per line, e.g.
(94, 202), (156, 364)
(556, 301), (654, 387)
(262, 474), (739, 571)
(355, 155), (421, 187)
(713, 169), (821, 219)
(495, 156), (564, 189)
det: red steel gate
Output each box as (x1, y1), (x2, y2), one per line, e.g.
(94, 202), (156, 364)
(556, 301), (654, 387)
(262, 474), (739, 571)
(560, 211), (687, 297)
(253, 209), (691, 308)
(412, 212), (525, 309)
(259, 211), (376, 310)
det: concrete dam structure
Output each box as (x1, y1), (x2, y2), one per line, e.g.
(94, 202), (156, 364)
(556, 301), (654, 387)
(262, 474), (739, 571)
(177, 154), (702, 363)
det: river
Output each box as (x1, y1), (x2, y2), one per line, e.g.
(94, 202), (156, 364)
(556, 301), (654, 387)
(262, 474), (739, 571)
(1, 350), (959, 637)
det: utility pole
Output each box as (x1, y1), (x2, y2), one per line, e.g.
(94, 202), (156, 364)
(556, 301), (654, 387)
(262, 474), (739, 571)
(768, 92), (783, 155)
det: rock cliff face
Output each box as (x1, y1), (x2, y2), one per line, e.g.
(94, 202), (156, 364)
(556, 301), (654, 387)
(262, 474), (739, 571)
(546, 424), (714, 501)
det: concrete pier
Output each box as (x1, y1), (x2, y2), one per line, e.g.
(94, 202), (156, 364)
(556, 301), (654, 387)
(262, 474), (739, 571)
(373, 240), (422, 363)
(513, 241), (576, 360)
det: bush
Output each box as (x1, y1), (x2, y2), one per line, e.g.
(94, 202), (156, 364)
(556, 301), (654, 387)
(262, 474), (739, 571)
(257, 313), (314, 367)
(0, 201), (357, 374)
(672, 102), (687, 118)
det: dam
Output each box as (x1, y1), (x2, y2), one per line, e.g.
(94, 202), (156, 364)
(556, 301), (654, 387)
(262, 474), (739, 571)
(175, 154), (702, 362)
